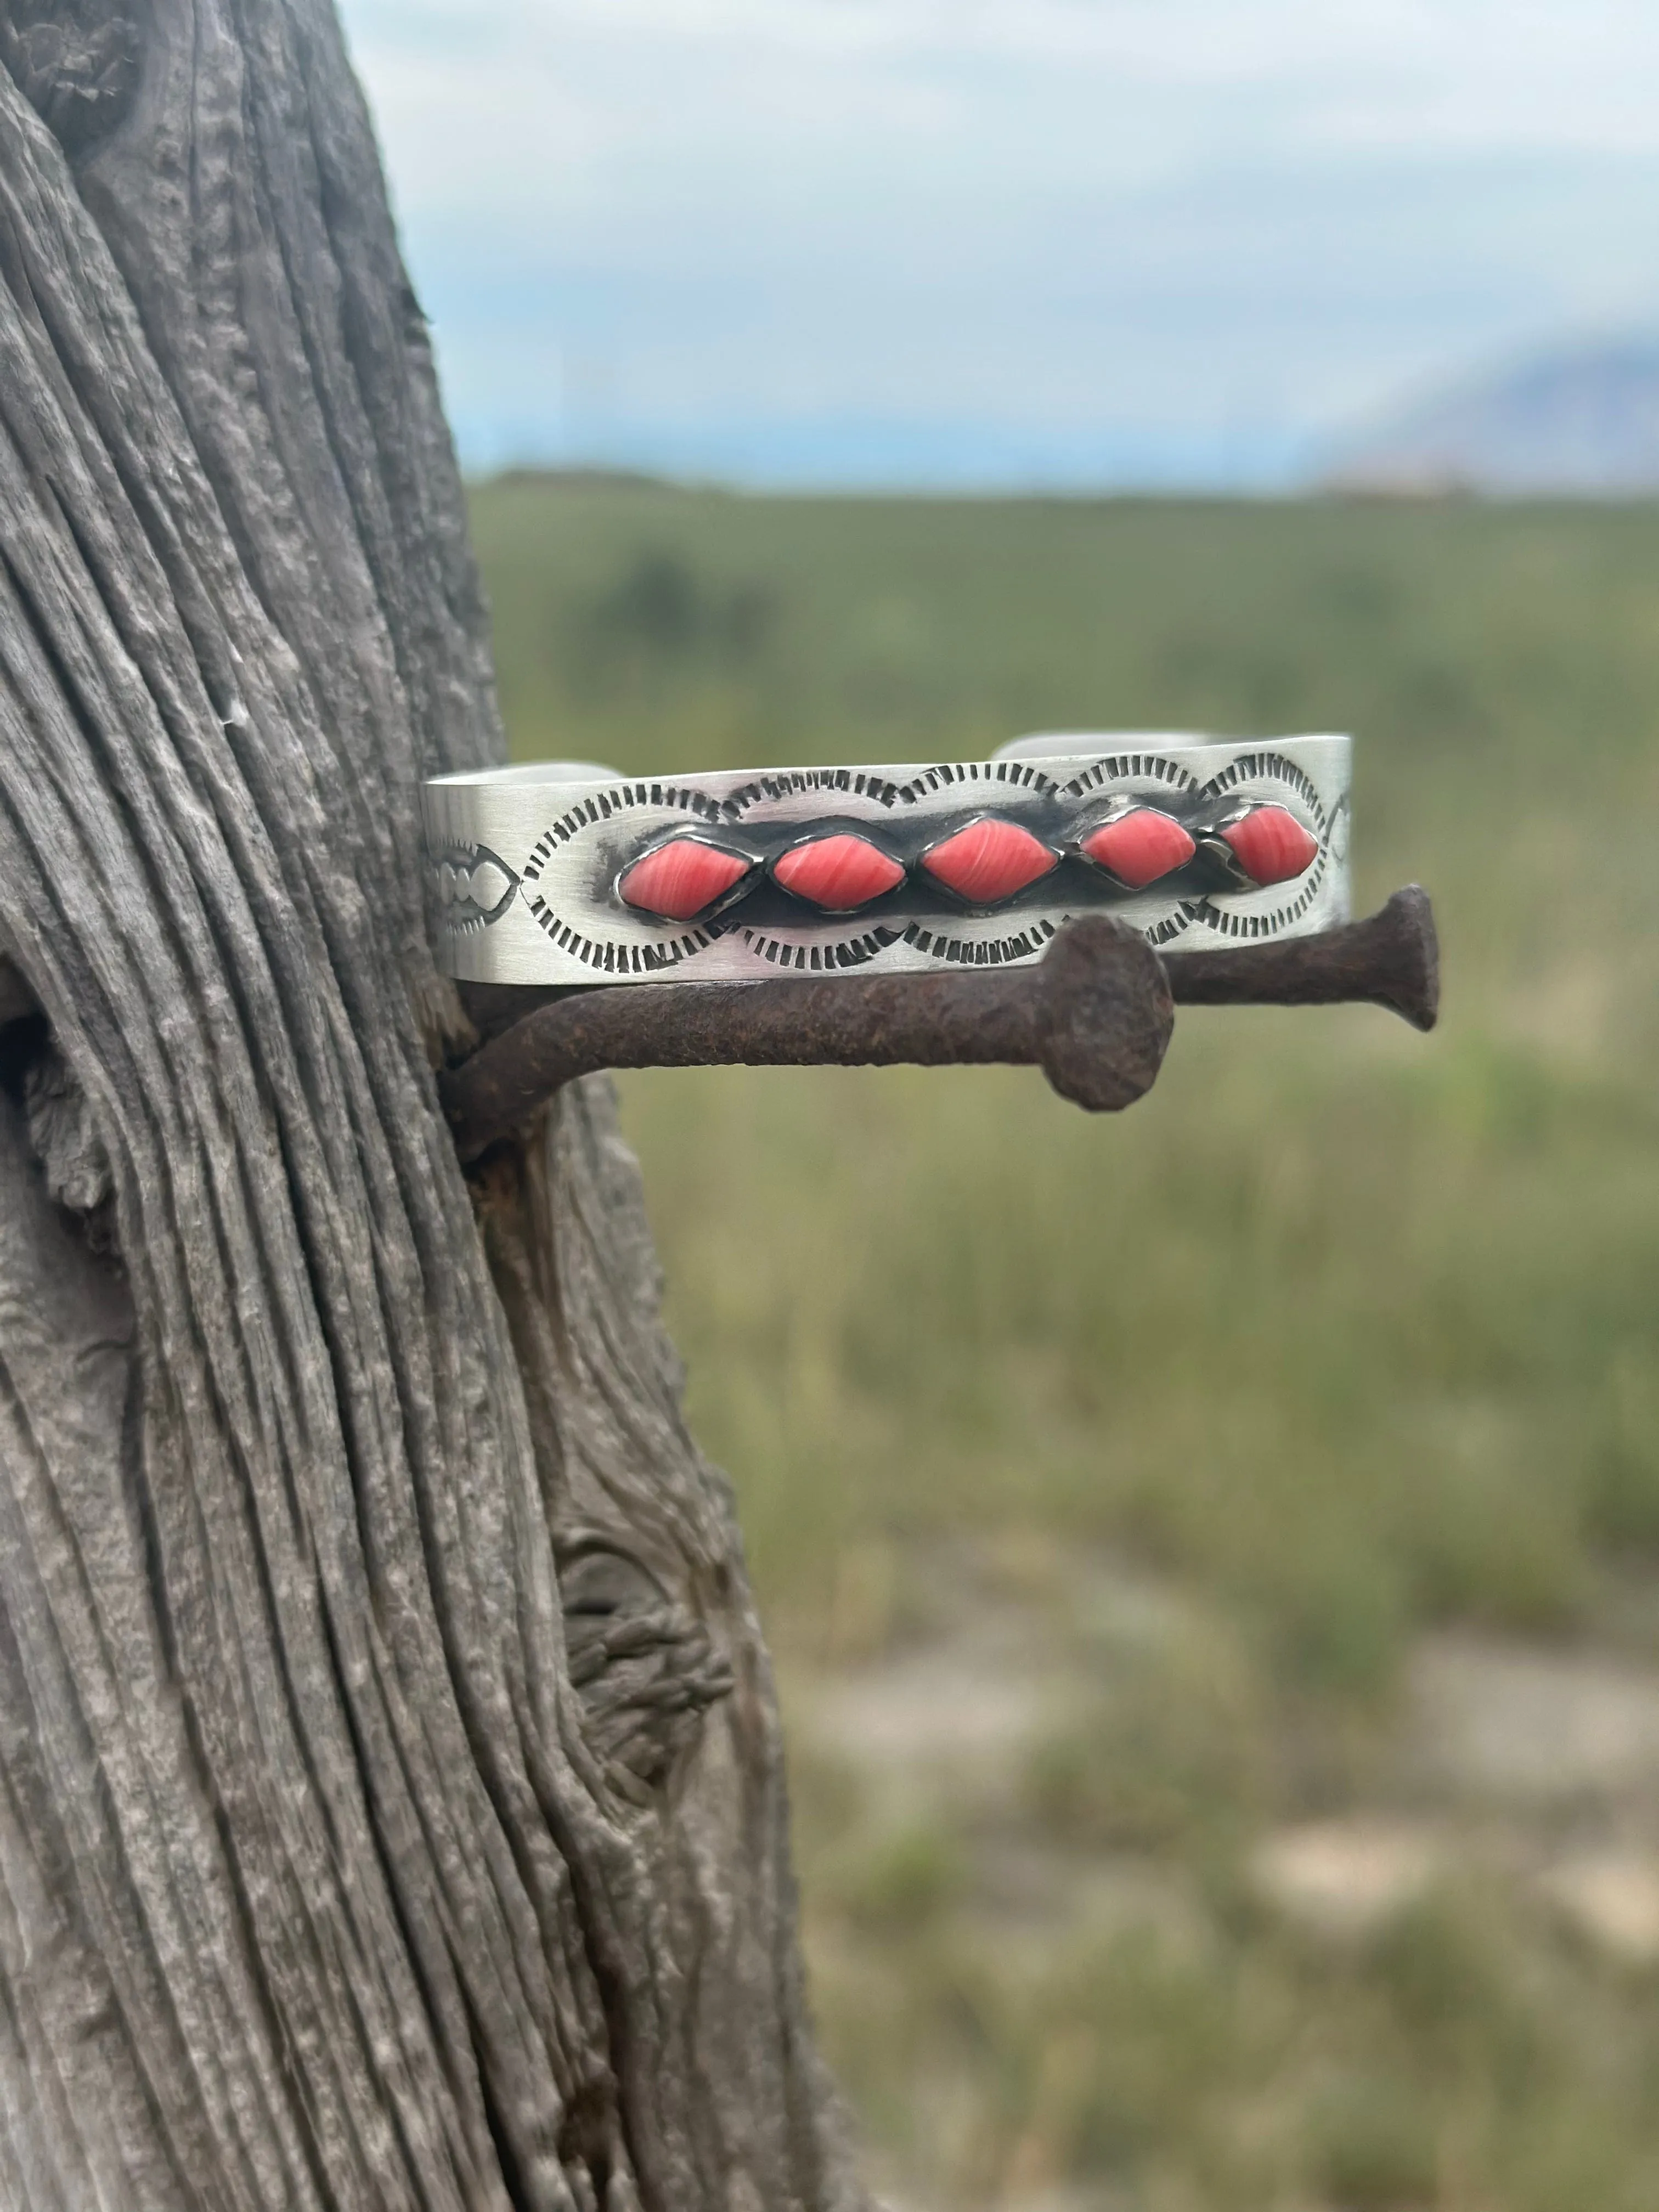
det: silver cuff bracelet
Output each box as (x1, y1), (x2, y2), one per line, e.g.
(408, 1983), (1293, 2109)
(422, 732), (1352, 988)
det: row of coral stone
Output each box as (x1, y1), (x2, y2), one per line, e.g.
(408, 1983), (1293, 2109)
(619, 804), (1318, 925)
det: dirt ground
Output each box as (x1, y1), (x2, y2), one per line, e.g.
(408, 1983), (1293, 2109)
(780, 1536), (1659, 2210)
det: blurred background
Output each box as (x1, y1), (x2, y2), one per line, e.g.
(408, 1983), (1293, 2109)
(345, 7), (1659, 2208)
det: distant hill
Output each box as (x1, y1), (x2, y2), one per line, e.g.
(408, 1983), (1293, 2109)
(483, 464), (686, 495)
(1324, 337), (1659, 496)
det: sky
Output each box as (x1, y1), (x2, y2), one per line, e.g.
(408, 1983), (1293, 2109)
(336, 0), (1659, 489)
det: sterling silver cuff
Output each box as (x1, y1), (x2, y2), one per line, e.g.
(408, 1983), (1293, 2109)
(422, 732), (1352, 987)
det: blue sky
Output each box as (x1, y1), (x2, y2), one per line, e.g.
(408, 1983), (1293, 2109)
(337, 0), (1659, 488)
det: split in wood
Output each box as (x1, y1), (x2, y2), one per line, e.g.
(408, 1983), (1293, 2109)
(444, 885), (1438, 1161)
(0, 957), (37, 1030)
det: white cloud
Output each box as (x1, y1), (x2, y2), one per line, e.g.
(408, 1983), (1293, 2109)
(336, 0), (1659, 482)
(348, 0), (1659, 130)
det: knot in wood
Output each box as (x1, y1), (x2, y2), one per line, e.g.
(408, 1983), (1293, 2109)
(1, 0), (141, 156)
(560, 1547), (736, 1802)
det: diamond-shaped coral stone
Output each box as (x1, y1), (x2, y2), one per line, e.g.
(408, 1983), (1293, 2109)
(1081, 809), (1196, 889)
(921, 818), (1058, 904)
(774, 834), (906, 910)
(619, 838), (752, 921)
(1221, 806), (1320, 887)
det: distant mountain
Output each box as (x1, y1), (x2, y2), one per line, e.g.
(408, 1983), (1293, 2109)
(1324, 337), (1659, 496)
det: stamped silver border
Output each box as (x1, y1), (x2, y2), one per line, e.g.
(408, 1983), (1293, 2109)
(422, 733), (1352, 985)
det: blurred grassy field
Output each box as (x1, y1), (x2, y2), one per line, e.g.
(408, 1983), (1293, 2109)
(471, 480), (1659, 2212)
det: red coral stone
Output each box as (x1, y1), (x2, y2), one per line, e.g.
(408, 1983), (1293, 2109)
(619, 838), (752, 921)
(774, 834), (905, 910)
(921, 818), (1058, 904)
(1221, 806), (1320, 887)
(1080, 809), (1197, 889)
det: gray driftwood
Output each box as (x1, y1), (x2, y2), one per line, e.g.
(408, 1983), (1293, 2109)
(0, 5), (866, 2207)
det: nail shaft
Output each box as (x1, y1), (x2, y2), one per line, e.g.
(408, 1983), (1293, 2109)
(442, 888), (1438, 1161)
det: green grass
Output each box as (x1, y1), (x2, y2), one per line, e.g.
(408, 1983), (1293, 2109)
(802, 1872), (1659, 2211)
(471, 480), (1659, 2208)
(473, 482), (1659, 1671)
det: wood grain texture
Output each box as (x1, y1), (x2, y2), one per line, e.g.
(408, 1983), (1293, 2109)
(0, 5), (865, 2206)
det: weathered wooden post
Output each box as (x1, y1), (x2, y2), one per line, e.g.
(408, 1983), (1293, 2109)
(0, 4), (868, 2204)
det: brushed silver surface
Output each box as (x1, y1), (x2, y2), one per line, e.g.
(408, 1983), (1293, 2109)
(424, 733), (1352, 986)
